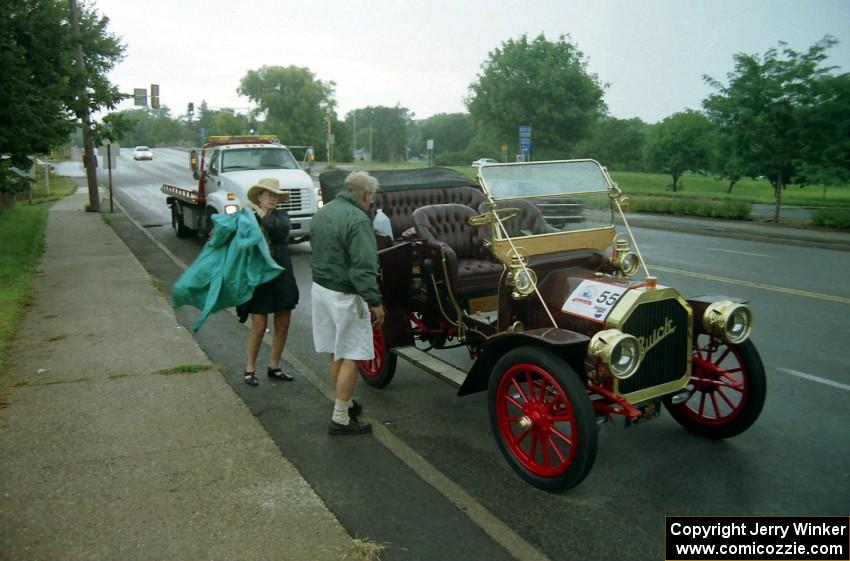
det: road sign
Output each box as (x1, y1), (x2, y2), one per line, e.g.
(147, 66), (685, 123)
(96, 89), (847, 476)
(519, 125), (532, 158)
(134, 88), (147, 106)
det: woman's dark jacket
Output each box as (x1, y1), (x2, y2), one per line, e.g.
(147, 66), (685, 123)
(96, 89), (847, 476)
(237, 209), (300, 320)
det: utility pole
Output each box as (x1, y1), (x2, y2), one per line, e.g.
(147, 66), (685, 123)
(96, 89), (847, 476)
(69, 0), (99, 211)
(352, 110), (357, 159)
(368, 109), (374, 161)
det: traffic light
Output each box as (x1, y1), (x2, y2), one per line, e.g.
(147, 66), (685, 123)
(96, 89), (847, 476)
(150, 83), (160, 109)
(187, 102), (194, 115)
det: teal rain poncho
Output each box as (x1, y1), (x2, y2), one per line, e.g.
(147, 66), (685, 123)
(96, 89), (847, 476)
(172, 208), (283, 331)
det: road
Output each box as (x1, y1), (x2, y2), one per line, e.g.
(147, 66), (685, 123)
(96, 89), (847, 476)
(86, 147), (850, 561)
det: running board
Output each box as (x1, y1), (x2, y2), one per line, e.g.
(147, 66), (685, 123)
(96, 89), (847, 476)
(392, 346), (468, 389)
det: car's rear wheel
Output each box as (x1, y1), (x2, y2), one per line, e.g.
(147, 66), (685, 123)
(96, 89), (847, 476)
(358, 322), (397, 388)
(171, 205), (195, 238)
(489, 346), (597, 492)
(663, 335), (766, 439)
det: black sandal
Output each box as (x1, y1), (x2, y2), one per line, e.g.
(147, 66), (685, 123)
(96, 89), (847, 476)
(243, 372), (259, 386)
(267, 367), (294, 382)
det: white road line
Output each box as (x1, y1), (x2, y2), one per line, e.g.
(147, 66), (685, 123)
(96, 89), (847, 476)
(701, 247), (775, 258)
(777, 367), (850, 392)
(116, 201), (554, 561)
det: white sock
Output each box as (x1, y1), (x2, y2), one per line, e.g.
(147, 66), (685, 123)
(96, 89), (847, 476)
(332, 399), (350, 425)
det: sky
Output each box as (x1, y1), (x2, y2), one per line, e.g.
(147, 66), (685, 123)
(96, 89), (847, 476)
(93, 0), (850, 125)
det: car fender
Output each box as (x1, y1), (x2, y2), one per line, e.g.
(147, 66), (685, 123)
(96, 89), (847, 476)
(458, 328), (590, 396)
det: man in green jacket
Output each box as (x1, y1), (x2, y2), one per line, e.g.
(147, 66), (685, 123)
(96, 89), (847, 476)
(311, 171), (385, 435)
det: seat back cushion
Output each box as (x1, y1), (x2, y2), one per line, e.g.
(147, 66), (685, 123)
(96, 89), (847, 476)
(412, 204), (489, 260)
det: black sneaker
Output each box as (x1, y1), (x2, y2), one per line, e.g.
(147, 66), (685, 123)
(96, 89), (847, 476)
(328, 419), (372, 435)
(349, 399), (362, 419)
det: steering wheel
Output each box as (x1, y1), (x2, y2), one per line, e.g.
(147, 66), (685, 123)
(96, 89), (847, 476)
(468, 207), (521, 227)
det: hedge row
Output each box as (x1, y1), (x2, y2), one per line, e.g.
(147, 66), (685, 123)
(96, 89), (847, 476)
(811, 208), (850, 230)
(628, 196), (751, 220)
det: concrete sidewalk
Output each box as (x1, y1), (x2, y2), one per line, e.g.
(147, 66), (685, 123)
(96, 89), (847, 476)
(0, 189), (353, 561)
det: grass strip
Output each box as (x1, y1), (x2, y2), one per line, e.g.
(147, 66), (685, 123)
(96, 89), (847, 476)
(0, 205), (48, 394)
(153, 363), (214, 376)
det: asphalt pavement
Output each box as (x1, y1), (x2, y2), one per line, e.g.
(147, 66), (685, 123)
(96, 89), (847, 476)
(1, 181), (848, 561)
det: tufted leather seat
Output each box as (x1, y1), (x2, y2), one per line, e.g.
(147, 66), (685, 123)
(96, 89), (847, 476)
(378, 186), (485, 239)
(478, 199), (560, 238)
(412, 204), (503, 294)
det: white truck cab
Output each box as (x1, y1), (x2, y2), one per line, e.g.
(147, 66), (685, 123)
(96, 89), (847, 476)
(162, 135), (318, 243)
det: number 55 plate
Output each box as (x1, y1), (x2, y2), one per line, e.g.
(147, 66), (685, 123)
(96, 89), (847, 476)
(562, 279), (629, 322)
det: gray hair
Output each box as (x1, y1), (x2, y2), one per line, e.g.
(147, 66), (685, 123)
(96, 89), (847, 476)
(343, 171), (379, 196)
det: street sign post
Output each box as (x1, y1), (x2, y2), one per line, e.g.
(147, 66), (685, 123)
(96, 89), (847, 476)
(519, 125), (532, 161)
(103, 142), (119, 213)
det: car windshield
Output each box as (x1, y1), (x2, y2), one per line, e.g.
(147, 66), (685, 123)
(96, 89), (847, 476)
(478, 160), (615, 235)
(221, 148), (298, 171)
(135, 146), (149, 151)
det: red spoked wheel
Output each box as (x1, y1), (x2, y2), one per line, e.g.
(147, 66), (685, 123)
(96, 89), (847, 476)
(358, 323), (397, 388)
(489, 347), (597, 492)
(663, 335), (766, 439)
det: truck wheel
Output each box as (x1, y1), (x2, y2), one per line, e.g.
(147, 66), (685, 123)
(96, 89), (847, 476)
(663, 336), (766, 439)
(358, 323), (397, 388)
(171, 205), (195, 238)
(202, 208), (218, 239)
(489, 346), (597, 492)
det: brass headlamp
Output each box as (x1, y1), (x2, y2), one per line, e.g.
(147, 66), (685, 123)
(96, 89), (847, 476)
(589, 328), (643, 380)
(506, 249), (536, 300)
(703, 301), (752, 344)
(611, 234), (641, 277)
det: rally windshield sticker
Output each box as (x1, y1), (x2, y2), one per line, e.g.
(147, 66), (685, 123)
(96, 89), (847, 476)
(562, 279), (629, 322)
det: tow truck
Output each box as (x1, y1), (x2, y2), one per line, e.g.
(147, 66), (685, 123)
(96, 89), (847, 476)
(161, 135), (318, 242)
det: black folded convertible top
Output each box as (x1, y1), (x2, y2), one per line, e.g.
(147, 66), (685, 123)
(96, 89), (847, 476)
(318, 166), (478, 203)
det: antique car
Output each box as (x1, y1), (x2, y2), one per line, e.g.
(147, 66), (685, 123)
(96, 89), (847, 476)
(319, 161), (766, 492)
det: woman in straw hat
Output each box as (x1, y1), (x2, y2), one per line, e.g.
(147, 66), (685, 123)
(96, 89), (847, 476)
(237, 178), (300, 386)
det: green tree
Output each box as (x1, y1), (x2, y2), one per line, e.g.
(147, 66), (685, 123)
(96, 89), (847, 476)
(710, 131), (755, 193)
(346, 106), (413, 162)
(238, 66), (336, 154)
(416, 113), (476, 156)
(645, 110), (713, 192)
(576, 117), (649, 171)
(703, 37), (848, 221)
(207, 110), (249, 137)
(0, 0), (124, 194)
(794, 72), (850, 189)
(466, 34), (606, 158)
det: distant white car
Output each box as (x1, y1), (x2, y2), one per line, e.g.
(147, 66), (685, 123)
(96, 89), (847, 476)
(472, 157), (498, 167)
(133, 146), (153, 161)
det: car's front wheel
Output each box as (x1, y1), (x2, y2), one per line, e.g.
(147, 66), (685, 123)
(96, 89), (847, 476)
(663, 336), (766, 439)
(489, 346), (597, 492)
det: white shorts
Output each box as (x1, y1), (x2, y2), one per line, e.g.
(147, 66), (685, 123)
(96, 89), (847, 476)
(311, 282), (374, 361)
